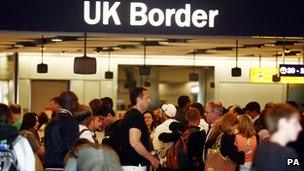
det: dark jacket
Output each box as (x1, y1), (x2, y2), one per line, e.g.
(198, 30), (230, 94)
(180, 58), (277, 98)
(102, 119), (122, 155)
(288, 130), (304, 169)
(220, 133), (245, 165)
(187, 126), (206, 171)
(175, 109), (187, 128)
(44, 109), (79, 168)
(0, 125), (19, 143)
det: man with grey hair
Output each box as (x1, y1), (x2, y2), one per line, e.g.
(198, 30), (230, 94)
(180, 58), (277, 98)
(204, 100), (223, 126)
(203, 100), (224, 164)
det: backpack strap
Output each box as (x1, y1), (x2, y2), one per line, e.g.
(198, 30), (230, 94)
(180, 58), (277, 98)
(79, 128), (90, 136)
(7, 135), (22, 170)
(255, 133), (260, 145)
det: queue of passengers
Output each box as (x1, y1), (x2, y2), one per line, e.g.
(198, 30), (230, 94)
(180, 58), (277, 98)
(0, 88), (303, 171)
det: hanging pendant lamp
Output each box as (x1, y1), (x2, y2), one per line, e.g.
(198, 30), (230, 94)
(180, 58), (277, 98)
(189, 49), (199, 81)
(74, 32), (97, 74)
(231, 38), (242, 77)
(105, 49), (114, 79)
(272, 52), (281, 82)
(37, 35), (48, 73)
(139, 37), (150, 76)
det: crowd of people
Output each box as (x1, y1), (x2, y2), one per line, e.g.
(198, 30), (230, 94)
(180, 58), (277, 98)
(0, 87), (303, 171)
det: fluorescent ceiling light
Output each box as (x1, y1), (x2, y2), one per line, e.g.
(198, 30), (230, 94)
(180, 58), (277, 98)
(159, 41), (169, 45)
(51, 38), (62, 42)
(13, 44), (23, 48)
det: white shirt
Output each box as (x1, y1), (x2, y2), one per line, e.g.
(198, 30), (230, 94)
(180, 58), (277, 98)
(252, 115), (260, 123)
(203, 124), (214, 162)
(198, 118), (209, 133)
(14, 136), (35, 171)
(152, 119), (175, 164)
(79, 125), (95, 143)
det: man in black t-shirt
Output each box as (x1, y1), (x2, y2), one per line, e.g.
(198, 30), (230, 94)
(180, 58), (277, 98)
(120, 87), (159, 170)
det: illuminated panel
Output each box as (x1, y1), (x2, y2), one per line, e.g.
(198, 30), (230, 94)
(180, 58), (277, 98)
(250, 68), (277, 83)
(250, 68), (304, 84)
(279, 64), (304, 77)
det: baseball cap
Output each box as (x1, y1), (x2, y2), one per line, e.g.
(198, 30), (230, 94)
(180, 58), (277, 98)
(161, 104), (177, 118)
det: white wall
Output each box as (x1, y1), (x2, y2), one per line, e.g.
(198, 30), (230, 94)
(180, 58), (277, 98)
(18, 52), (297, 111)
(219, 82), (286, 108)
(18, 53), (117, 111)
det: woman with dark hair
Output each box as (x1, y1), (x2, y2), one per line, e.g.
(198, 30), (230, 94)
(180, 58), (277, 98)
(143, 110), (156, 135)
(20, 112), (45, 159)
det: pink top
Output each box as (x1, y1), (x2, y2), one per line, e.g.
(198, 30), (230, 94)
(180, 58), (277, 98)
(235, 134), (257, 162)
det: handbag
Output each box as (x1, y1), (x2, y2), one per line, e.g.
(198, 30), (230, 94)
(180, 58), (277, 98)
(204, 133), (236, 171)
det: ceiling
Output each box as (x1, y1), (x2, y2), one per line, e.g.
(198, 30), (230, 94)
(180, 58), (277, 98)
(1, 31), (304, 58)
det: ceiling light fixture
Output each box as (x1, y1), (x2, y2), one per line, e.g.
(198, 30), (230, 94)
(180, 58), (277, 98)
(258, 54), (264, 79)
(51, 38), (62, 42)
(272, 52), (281, 82)
(139, 37), (150, 76)
(158, 41), (169, 45)
(144, 75), (151, 87)
(264, 43), (275, 47)
(37, 35), (48, 73)
(112, 46), (122, 50)
(189, 49), (199, 81)
(231, 38), (242, 77)
(74, 32), (97, 74)
(284, 48), (291, 53)
(282, 42), (286, 64)
(13, 44), (24, 48)
(105, 49), (114, 79)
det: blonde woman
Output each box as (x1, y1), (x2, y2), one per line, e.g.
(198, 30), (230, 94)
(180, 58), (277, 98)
(235, 115), (258, 171)
(205, 113), (249, 171)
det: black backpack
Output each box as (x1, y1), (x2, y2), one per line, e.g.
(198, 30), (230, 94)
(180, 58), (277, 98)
(0, 136), (21, 171)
